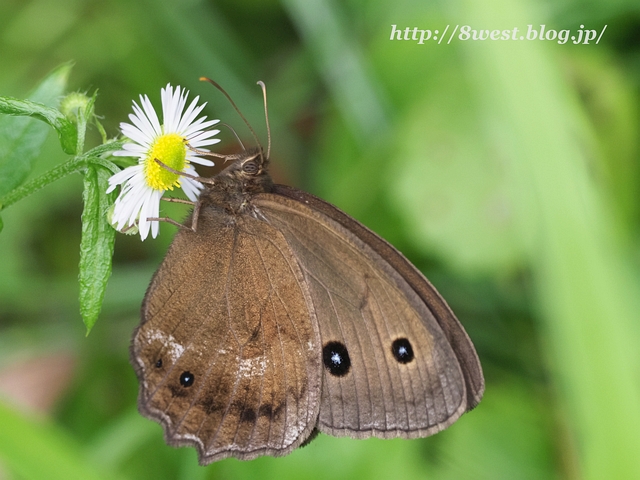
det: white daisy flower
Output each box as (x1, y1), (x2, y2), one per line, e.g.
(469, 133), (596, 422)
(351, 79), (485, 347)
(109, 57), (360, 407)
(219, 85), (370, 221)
(107, 83), (220, 240)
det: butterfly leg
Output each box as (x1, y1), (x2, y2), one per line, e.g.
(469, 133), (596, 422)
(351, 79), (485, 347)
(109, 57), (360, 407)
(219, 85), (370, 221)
(148, 198), (195, 230)
(161, 197), (195, 205)
(161, 197), (196, 206)
(147, 197), (203, 232)
(188, 199), (203, 231)
(146, 216), (193, 231)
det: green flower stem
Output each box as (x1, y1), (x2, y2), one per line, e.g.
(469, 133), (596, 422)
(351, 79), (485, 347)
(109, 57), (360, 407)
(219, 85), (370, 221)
(88, 158), (120, 175)
(0, 140), (124, 211)
(0, 156), (86, 210)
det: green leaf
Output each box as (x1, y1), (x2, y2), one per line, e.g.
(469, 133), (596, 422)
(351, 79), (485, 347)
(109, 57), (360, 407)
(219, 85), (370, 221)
(0, 63), (72, 197)
(0, 399), (114, 480)
(0, 97), (78, 155)
(79, 163), (116, 334)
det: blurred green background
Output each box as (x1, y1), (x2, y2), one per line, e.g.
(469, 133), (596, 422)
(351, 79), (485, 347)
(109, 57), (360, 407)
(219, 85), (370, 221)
(1, 0), (640, 479)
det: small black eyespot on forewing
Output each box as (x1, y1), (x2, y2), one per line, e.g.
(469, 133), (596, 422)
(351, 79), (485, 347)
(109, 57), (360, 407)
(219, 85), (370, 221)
(155, 358), (163, 368)
(323, 341), (351, 376)
(391, 338), (414, 364)
(180, 371), (195, 387)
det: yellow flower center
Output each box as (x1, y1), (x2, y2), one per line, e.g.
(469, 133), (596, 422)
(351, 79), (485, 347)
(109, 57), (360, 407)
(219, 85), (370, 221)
(144, 133), (187, 191)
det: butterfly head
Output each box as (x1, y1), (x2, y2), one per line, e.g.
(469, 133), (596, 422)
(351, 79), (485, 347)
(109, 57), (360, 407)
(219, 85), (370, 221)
(205, 146), (272, 200)
(227, 147), (268, 176)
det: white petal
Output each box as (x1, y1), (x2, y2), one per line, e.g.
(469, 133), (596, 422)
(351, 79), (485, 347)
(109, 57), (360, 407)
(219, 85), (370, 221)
(140, 95), (162, 137)
(149, 190), (162, 239)
(173, 88), (190, 132)
(184, 119), (219, 139)
(160, 84), (174, 131)
(138, 188), (157, 240)
(116, 179), (149, 229)
(187, 155), (214, 167)
(185, 126), (220, 143)
(188, 130), (221, 146)
(177, 98), (205, 133)
(181, 176), (202, 202)
(160, 85), (173, 132)
(121, 122), (152, 147)
(113, 143), (147, 157)
(129, 102), (157, 141)
(163, 84), (186, 133)
(106, 165), (143, 192)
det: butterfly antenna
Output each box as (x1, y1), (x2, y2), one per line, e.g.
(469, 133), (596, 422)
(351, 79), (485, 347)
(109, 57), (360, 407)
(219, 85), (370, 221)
(187, 124), (246, 163)
(257, 81), (271, 159)
(199, 77), (262, 153)
(220, 122), (246, 151)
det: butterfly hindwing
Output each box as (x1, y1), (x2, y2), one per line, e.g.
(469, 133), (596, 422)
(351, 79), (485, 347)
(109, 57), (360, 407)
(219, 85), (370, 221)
(255, 186), (481, 438)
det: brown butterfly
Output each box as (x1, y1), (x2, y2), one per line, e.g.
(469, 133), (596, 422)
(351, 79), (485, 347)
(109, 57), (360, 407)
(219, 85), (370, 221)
(130, 80), (484, 465)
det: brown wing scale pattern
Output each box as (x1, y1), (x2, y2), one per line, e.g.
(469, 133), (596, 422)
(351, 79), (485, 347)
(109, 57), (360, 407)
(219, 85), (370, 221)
(131, 210), (321, 463)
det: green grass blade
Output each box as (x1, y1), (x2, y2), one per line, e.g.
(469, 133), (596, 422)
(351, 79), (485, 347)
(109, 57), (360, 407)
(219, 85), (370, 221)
(460, 0), (640, 477)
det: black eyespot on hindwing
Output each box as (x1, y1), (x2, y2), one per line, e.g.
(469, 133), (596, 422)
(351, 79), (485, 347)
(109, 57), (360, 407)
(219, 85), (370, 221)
(322, 341), (351, 376)
(391, 338), (414, 364)
(180, 371), (195, 387)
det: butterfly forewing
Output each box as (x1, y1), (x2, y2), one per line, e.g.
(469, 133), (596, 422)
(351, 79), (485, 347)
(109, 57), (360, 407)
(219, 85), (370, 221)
(132, 208), (322, 463)
(255, 191), (471, 438)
